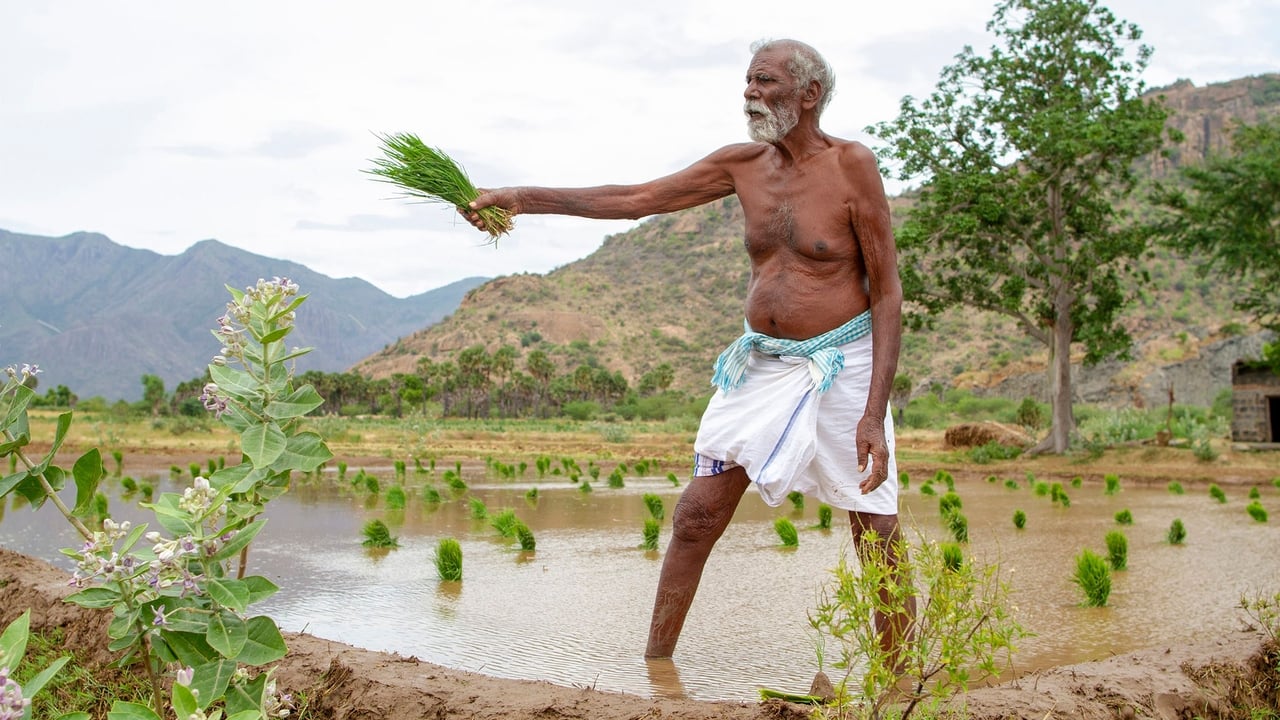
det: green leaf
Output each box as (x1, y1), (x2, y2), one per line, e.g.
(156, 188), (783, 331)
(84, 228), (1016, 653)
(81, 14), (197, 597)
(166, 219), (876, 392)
(257, 326), (291, 344)
(231, 467), (271, 495)
(235, 615), (287, 665)
(224, 671), (268, 717)
(241, 575), (280, 604)
(160, 630), (218, 666)
(189, 658), (235, 710)
(71, 448), (104, 516)
(240, 422), (286, 467)
(106, 702), (162, 720)
(226, 711), (263, 720)
(269, 294), (306, 323)
(40, 411), (74, 467)
(0, 469), (29, 499)
(209, 364), (259, 403)
(264, 385), (324, 420)
(65, 586), (122, 610)
(54, 712), (92, 720)
(0, 610), (30, 672)
(1, 384), (34, 430)
(206, 578), (251, 613)
(21, 655), (70, 699)
(277, 347), (314, 364)
(209, 519), (266, 562)
(225, 283), (245, 302)
(209, 462), (251, 492)
(269, 431), (332, 473)
(107, 629), (140, 653)
(118, 521), (149, 554)
(142, 495), (196, 536)
(159, 607), (208, 635)
(0, 432), (29, 455)
(171, 680), (199, 719)
(206, 609), (248, 658)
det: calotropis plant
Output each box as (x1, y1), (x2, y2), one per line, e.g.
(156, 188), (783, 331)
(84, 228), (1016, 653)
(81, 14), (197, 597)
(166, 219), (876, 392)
(1, 278), (332, 720)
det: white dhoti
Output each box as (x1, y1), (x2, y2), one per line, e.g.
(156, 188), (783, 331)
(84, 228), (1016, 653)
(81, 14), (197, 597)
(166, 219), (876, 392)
(692, 331), (898, 515)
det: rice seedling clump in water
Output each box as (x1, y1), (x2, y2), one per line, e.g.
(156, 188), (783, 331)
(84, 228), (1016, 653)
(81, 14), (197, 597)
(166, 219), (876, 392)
(367, 132), (513, 241)
(774, 517), (799, 547)
(1072, 549), (1111, 606)
(435, 538), (463, 581)
(361, 519), (399, 549)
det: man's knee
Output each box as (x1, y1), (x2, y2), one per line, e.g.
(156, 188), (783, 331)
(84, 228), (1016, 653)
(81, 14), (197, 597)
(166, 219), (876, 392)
(671, 493), (732, 544)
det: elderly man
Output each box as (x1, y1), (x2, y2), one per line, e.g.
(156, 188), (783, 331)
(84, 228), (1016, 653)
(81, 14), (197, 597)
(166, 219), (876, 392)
(465, 38), (910, 661)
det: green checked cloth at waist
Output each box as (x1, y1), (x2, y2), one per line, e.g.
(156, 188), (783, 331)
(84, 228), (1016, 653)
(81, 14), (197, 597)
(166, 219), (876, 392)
(710, 310), (872, 395)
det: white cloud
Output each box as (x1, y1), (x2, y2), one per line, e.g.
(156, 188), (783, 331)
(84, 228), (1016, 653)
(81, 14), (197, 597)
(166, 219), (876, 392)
(1, 0), (1276, 297)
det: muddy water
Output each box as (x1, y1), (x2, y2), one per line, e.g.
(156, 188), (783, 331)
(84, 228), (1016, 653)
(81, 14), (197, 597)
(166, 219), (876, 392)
(3, 466), (1278, 702)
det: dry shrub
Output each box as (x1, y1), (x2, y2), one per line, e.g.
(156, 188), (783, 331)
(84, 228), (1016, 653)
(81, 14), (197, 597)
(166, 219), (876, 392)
(943, 421), (1032, 449)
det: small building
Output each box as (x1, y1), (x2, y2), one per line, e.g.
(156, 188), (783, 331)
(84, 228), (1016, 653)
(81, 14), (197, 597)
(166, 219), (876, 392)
(1231, 360), (1280, 445)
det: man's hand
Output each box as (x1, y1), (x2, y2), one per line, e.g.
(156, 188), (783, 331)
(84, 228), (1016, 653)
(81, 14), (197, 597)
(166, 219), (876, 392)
(856, 415), (890, 494)
(461, 188), (523, 233)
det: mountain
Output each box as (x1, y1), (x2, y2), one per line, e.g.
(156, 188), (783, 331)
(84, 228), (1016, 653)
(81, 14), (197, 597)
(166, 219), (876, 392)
(353, 73), (1279, 410)
(0, 230), (487, 401)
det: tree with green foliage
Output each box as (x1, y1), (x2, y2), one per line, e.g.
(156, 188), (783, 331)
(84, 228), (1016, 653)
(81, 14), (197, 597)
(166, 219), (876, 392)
(870, 0), (1172, 453)
(1148, 115), (1280, 369)
(140, 373), (167, 417)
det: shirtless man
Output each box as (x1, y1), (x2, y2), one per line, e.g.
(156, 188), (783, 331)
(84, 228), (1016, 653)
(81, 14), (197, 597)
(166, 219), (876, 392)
(465, 38), (909, 661)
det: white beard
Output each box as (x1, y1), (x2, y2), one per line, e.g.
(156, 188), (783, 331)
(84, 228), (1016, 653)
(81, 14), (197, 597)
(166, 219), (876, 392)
(744, 99), (799, 143)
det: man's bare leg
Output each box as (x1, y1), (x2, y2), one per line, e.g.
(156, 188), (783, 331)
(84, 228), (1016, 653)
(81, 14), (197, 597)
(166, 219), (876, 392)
(644, 467), (749, 658)
(850, 511), (916, 667)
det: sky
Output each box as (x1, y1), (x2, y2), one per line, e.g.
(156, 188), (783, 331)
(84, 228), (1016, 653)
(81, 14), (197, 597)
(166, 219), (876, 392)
(3, 1), (1278, 298)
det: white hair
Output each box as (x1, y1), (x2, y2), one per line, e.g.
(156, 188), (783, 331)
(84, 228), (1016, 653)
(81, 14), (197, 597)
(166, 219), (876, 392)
(749, 38), (836, 116)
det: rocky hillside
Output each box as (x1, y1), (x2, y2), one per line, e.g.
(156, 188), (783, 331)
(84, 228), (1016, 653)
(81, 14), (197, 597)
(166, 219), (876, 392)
(355, 74), (1280, 409)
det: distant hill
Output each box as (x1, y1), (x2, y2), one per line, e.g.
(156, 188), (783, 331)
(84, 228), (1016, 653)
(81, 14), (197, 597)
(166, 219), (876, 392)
(0, 230), (487, 401)
(354, 73), (1280, 410)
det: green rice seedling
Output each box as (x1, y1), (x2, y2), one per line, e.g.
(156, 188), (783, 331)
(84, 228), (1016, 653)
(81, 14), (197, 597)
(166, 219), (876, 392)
(608, 468), (625, 489)
(934, 469), (955, 492)
(206, 458), (217, 476)
(816, 503), (833, 530)
(1114, 509), (1133, 525)
(985, 474), (997, 484)
(519, 461), (528, 476)
(1034, 482), (1049, 497)
(641, 518), (660, 551)
(1248, 486), (1261, 500)
(667, 472), (680, 487)
(787, 491), (805, 511)
(1071, 549), (1111, 606)
(1105, 531), (1128, 571)
(579, 481), (593, 494)
(1209, 484), (1227, 503)
(1167, 481), (1184, 495)
(940, 542), (964, 572)
(363, 473), (380, 495)
(435, 538), (463, 581)
(337, 461), (348, 482)
(415, 457), (429, 475)
(1103, 474), (1121, 495)
(635, 459), (649, 475)
(1004, 479), (1019, 490)
(568, 472), (580, 483)
(1273, 477), (1280, 491)
(525, 487), (539, 503)
(1167, 518), (1187, 545)
(536, 455), (553, 477)
(899, 471), (910, 489)
(938, 491), (963, 519)
(643, 493), (665, 521)
(1012, 509), (1026, 529)
(490, 509), (519, 537)
(774, 517), (799, 547)
(422, 485), (442, 504)
(217, 455), (225, 469)
(1050, 482), (1069, 506)
(394, 460), (406, 481)
(169, 464), (182, 479)
(618, 462), (629, 476)
(1246, 501), (1268, 523)
(1025, 471), (1037, 487)
(92, 492), (109, 520)
(110, 449), (124, 477)
(188, 462), (200, 479)
(385, 485), (407, 510)
(140, 483), (154, 501)
(947, 512), (969, 543)
(361, 519), (399, 549)
(515, 521), (536, 552)
(443, 470), (467, 492)
(589, 464), (601, 481)
(919, 483), (936, 496)
(367, 132), (513, 240)
(120, 476), (138, 493)
(469, 497), (489, 520)
(1071, 475), (1082, 488)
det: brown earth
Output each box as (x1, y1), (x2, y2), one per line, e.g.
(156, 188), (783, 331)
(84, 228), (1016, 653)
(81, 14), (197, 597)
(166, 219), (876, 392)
(3, 547), (1278, 720)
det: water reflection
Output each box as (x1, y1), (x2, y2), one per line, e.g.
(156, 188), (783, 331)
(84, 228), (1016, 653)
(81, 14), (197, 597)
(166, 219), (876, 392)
(2, 468), (1278, 702)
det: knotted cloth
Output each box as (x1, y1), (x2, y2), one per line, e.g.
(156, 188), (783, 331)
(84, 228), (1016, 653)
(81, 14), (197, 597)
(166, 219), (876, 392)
(710, 310), (872, 395)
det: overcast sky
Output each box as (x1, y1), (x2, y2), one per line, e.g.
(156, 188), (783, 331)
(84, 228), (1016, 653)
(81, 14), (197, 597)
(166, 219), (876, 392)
(3, 1), (1277, 298)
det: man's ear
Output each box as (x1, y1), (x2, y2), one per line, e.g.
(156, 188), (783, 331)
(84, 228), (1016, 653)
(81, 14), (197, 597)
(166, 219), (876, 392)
(802, 81), (822, 110)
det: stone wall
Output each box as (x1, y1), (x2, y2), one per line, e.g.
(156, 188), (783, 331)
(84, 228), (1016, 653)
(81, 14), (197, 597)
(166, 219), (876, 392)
(1231, 362), (1280, 443)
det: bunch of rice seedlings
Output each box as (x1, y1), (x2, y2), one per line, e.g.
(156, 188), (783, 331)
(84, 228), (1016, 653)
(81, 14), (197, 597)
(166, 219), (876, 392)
(1167, 481), (1185, 495)
(337, 461), (348, 482)
(985, 474), (998, 484)
(469, 497), (489, 520)
(189, 462), (201, 479)
(1105, 531), (1128, 571)
(1072, 549), (1111, 606)
(422, 485), (442, 504)
(1246, 501), (1268, 523)
(1034, 481), (1050, 497)
(169, 464), (182, 479)
(363, 472), (380, 495)
(1103, 474), (1121, 495)
(414, 457), (429, 475)
(588, 464), (601, 481)
(1167, 518), (1187, 545)
(667, 472), (681, 487)
(579, 481), (593, 494)
(515, 521), (536, 552)
(1012, 509), (1026, 529)
(490, 509), (519, 537)
(643, 493), (665, 521)
(394, 460), (407, 481)
(92, 493), (110, 521)
(919, 483), (937, 496)
(120, 476), (138, 493)
(940, 542), (965, 572)
(361, 519), (399, 549)
(641, 518), (660, 551)
(1273, 477), (1280, 491)
(939, 491), (963, 519)
(1114, 509), (1133, 525)
(947, 511), (969, 543)
(1004, 479), (1020, 491)
(1070, 475), (1083, 488)
(385, 485), (407, 510)
(206, 458), (218, 476)
(1209, 484), (1227, 503)
(435, 538), (463, 581)
(1051, 483), (1070, 507)
(933, 469), (955, 491)
(111, 449), (124, 476)
(608, 468), (626, 489)
(787, 491), (805, 511)
(443, 469), (468, 492)
(900, 471), (911, 489)
(139, 483), (154, 501)
(774, 517), (799, 547)
(525, 487), (539, 503)
(816, 503), (833, 530)
(367, 132), (512, 240)
(1248, 486), (1261, 500)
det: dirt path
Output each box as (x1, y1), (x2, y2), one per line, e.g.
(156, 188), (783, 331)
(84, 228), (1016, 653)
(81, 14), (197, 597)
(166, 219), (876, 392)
(2, 548), (1276, 720)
